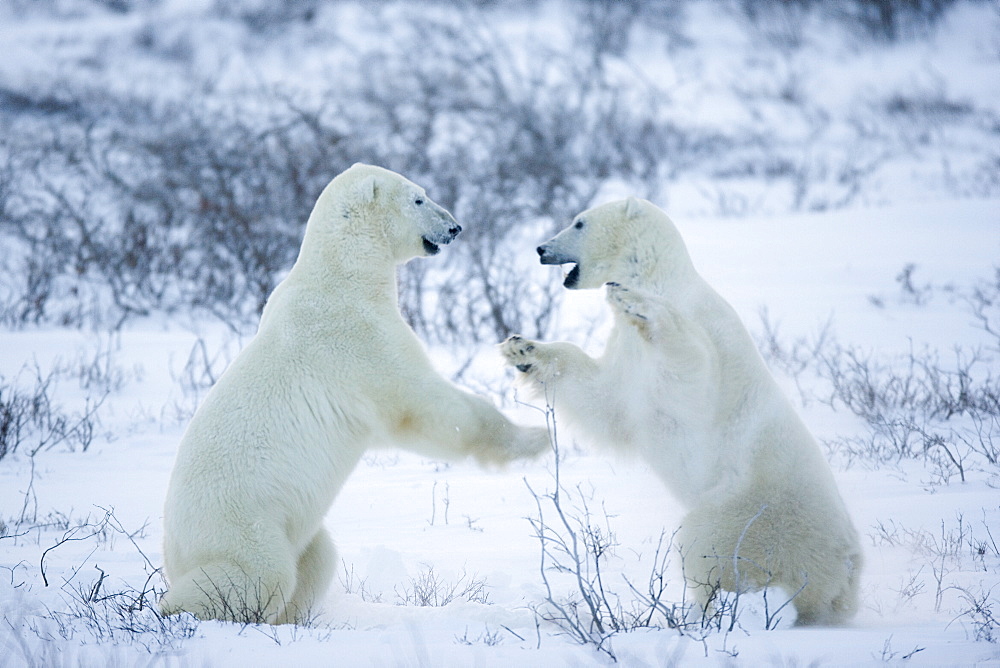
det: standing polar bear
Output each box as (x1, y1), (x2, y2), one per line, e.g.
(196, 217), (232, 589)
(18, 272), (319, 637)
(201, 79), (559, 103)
(502, 197), (862, 626)
(160, 164), (549, 625)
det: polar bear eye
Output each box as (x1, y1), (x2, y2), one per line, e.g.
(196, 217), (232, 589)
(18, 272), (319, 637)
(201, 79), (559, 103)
(574, 220), (585, 230)
(414, 198), (425, 206)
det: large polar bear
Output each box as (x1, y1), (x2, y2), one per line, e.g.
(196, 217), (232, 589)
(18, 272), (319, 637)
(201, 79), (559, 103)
(501, 197), (862, 626)
(160, 164), (549, 625)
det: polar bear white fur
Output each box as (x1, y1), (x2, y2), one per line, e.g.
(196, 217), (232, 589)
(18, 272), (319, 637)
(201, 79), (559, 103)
(501, 197), (861, 626)
(160, 164), (549, 625)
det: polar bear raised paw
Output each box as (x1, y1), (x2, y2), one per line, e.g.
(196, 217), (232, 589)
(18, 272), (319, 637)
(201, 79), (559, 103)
(501, 335), (539, 373)
(500, 335), (567, 385)
(605, 282), (649, 321)
(606, 282), (663, 341)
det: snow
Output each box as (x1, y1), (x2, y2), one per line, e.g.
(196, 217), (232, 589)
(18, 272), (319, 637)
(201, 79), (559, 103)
(3, 198), (998, 664)
(2, 1), (1000, 665)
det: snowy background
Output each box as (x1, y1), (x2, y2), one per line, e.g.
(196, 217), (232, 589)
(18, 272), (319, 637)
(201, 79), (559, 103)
(1, 0), (999, 665)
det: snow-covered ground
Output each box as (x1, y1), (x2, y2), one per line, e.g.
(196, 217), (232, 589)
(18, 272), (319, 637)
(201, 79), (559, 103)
(1, 1), (999, 665)
(2, 200), (997, 665)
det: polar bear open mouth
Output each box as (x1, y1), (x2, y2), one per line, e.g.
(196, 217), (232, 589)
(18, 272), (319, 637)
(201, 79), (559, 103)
(422, 237), (442, 255)
(536, 242), (580, 288)
(563, 264), (580, 288)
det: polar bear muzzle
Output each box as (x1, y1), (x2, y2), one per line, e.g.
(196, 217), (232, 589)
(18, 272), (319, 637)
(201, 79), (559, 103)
(537, 243), (581, 289)
(421, 226), (460, 255)
(420, 207), (462, 256)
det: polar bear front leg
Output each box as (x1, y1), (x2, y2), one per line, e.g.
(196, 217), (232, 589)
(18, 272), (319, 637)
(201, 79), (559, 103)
(450, 393), (552, 464)
(503, 335), (632, 446)
(501, 336), (573, 385)
(605, 283), (661, 342)
(390, 374), (550, 465)
(500, 335), (600, 396)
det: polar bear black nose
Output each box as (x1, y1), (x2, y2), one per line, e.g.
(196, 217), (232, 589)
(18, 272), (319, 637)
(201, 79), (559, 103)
(536, 246), (545, 257)
(449, 225), (462, 236)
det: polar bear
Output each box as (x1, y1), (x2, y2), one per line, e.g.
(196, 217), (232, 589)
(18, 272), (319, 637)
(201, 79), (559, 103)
(501, 197), (861, 626)
(160, 164), (549, 625)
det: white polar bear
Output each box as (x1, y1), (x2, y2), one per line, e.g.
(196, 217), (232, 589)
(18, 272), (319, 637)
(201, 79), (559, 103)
(502, 197), (862, 626)
(160, 164), (549, 625)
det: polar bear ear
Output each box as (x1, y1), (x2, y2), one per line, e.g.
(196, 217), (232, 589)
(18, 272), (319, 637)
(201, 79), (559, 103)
(624, 197), (643, 219)
(355, 175), (378, 204)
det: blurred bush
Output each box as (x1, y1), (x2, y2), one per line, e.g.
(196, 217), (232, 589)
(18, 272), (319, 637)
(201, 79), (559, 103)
(0, 9), (680, 341)
(0, 0), (987, 339)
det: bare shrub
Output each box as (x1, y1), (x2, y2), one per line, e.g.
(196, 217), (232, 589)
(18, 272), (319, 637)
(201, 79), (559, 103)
(572, 0), (689, 60)
(950, 585), (999, 643)
(737, 0), (969, 41)
(1, 1), (989, 340)
(1, 44), (670, 340)
(0, 84), (358, 331)
(838, 0), (967, 40)
(755, 307), (834, 402)
(873, 635), (927, 662)
(167, 334), (241, 422)
(394, 565), (490, 607)
(871, 514), (993, 613)
(820, 344), (998, 427)
(0, 0), (161, 19)
(454, 625), (505, 646)
(0, 363), (106, 462)
(210, 0), (320, 32)
(339, 564), (383, 603)
(3, 507), (198, 659)
(758, 270), (1000, 482)
(966, 267), (1000, 351)
(871, 512), (999, 644)
(814, 339), (1000, 483)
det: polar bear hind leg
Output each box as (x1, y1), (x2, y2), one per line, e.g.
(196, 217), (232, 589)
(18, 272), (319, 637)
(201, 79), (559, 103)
(275, 527), (337, 625)
(790, 547), (861, 626)
(159, 526), (297, 624)
(159, 561), (295, 624)
(678, 502), (778, 621)
(679, 495), (859, 627)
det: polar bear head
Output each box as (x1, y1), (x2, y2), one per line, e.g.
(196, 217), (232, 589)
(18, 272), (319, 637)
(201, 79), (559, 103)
(307, 163), (461, 263)
(536, 197), (694, 291)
